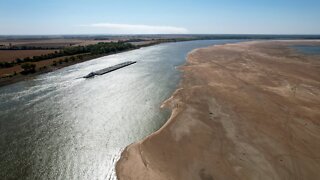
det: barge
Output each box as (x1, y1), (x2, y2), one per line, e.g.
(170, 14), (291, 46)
(83, 61), (136, 78)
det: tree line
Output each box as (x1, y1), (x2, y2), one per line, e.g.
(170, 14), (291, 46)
(0, 46), (60, 50)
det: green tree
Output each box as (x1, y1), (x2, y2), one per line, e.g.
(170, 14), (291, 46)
(16, 58), (23, 64)
(70, 56), (75, 61)
(21, 63), (36, 74)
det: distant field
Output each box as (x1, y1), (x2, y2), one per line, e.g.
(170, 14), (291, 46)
(0, 39), (116, 49)
(0, 39), (83, 47)
(0, 50), (56, 62)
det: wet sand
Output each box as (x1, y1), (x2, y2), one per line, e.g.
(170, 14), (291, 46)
(116, 40), (320, 180)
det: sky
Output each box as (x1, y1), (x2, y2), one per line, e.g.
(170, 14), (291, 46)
(0, 0), (319, 35)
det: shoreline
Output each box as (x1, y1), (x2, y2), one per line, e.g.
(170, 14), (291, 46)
(0, 53), (100, 87)
(116, 40), (320, 179)
(0, 46), (143, 88)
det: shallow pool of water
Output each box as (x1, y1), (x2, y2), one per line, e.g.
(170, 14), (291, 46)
(291, 45), (320, 55)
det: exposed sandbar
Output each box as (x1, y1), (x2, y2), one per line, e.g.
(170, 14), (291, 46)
(116, 40), (320, 180)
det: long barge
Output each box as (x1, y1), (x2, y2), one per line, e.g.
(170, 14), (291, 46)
(83, 61), (136, 78)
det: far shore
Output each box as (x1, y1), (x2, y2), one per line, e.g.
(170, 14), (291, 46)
(116, 40), (320, 180)
(0, 49), (135, 87)
(0, 53), (107, 87)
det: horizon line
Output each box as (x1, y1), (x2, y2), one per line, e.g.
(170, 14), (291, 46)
(1, 33), (320, 37)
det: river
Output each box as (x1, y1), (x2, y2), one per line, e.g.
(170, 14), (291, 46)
(0, 40), (240, 180)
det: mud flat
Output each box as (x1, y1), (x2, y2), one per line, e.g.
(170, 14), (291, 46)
(116, 40), (320, 180)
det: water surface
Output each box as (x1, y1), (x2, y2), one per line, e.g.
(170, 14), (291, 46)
(291, 45), (320, 55)
(0, 40), (241, 180)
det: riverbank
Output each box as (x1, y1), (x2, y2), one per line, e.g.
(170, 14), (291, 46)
(116, 40), (320, 179)
(0, 51), (128, 87)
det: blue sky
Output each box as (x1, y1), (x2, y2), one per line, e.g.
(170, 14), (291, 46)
(0, 0), (319, 35)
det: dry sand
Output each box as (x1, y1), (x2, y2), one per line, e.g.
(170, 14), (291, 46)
(116, 40), (320, 180)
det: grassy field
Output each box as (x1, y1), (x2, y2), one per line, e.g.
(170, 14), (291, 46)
(0, 50), (56, 62)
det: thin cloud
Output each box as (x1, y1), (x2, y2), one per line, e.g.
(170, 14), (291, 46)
(83, 23), (188, 34)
